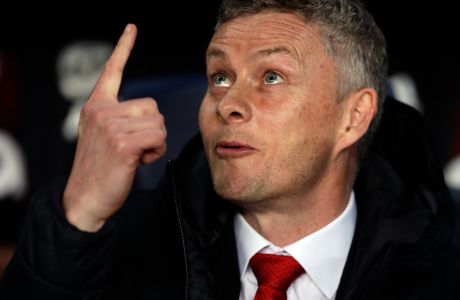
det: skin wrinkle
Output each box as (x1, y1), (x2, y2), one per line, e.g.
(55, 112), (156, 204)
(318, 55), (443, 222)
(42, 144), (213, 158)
(199, 12), (356, 246)
(209, 13), (327, 69)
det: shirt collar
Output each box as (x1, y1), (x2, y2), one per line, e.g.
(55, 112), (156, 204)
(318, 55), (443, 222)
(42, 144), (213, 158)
(234, 192), (357, 299)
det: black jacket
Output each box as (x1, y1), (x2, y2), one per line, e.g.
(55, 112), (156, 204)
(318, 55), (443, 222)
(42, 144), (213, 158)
(1, 99), (460, 299)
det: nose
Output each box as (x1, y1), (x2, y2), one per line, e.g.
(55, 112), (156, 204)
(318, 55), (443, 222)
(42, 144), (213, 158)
(216, 86), (252, 124)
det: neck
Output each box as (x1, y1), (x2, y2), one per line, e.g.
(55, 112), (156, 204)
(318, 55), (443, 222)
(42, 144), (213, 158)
(241, 153), (356, 247)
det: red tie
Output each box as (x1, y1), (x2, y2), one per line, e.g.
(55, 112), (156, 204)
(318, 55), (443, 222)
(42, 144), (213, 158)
(250, 253), (305, 300)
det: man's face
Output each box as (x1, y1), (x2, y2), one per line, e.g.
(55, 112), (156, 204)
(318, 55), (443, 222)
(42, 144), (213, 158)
(199, 12), (346, 205)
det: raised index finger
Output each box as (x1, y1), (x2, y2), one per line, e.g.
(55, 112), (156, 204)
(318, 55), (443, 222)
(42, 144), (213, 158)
(91, 24), (137, 101)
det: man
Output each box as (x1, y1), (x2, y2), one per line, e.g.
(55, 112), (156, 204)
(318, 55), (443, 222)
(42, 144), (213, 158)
(1, 0), (459, 299)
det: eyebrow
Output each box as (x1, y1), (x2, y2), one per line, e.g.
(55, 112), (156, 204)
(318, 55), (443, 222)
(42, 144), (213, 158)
(206, 46), (296, 62)
(251, 46), (294, 60)
(206, 47), (227, 61)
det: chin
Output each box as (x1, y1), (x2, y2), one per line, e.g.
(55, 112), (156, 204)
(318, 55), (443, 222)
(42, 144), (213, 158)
(208, 162), (271, 203)
(212, 175), (264, 204)
(213, 181), (246, 201)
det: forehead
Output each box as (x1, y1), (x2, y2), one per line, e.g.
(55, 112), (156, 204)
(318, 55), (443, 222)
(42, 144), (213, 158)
(208, 12), (326, 60)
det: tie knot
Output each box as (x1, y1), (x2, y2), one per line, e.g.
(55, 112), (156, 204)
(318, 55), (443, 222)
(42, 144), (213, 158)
(250, 253), (305, 295)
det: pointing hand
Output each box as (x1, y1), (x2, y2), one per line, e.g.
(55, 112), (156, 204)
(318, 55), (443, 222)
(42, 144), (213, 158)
(63, 24), (167, 232)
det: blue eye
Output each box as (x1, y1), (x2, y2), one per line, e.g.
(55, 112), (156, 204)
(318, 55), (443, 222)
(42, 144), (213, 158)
(212, 73), (231, 87)
(264, 72), (284, 85)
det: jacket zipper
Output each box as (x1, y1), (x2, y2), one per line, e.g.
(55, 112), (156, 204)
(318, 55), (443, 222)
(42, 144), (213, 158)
(169, 160), (190, 300)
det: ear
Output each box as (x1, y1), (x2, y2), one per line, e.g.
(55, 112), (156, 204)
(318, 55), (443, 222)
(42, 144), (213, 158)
(334, 88), (378, 155)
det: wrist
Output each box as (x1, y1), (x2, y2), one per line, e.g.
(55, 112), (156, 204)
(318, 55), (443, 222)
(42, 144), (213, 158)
(63, 189), (106, 233)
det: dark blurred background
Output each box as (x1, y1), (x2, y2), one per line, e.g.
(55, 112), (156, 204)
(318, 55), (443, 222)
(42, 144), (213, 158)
(1, 1), (459, 276)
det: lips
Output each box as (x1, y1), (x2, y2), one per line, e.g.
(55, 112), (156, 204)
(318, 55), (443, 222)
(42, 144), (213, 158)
(215, 141), (256, 158)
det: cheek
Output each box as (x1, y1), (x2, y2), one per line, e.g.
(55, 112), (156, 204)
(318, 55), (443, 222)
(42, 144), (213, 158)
(259, 109), (310, 166)
(198, 96), (215, 159)
(198, 95), (214, 134)
(274, 101), (335, 156)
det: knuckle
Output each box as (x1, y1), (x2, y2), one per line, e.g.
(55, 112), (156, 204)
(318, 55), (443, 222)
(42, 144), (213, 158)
(155, 113), (165, 126)
(159, 113), (165, 123)
(104, 119), (119, 135)
(124, 98), (159, 117)
(111, 134), (128, 155)
(80, 102), (94, 119)
(155, 127), (167, 142)
(92, 106), (108, 124)
(140, 99), (158, 115)
(146, 98), (158, 111)
(141, 97), (158, 109)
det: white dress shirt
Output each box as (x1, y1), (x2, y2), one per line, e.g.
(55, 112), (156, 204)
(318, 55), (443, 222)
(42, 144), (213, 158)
(235, 192), (357, 300)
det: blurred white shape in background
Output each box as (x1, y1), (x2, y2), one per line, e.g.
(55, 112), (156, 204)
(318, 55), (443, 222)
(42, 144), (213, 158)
(0, 130), (27, 201)
(389, 72), (423, 113)
(57, 41), (112, 142)
(445, 155), (460, 191)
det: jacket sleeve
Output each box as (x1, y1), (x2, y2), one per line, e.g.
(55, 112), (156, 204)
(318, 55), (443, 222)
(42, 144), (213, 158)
(0, 188), (115, 300)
